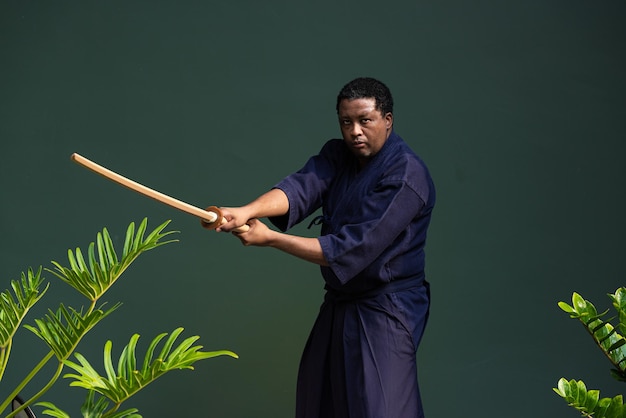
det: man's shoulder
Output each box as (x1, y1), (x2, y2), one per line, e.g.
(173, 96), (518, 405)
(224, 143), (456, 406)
(382, 134), (429, 172)
(380, 134), (435, 198)
(318, 138), (351, 163)
(320, 138), (345, 152)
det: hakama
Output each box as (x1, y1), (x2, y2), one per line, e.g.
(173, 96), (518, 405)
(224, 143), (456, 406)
(270, 132), (435, 418)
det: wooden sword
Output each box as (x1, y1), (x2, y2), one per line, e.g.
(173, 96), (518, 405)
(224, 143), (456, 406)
(71, 153), (249, 232)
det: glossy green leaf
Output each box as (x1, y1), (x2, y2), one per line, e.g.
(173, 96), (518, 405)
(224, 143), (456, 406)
(557, 287), (626, 417)
(584, 389), (600, 413)
(555, 378), (625, 418)
(572, 292), (587, 311)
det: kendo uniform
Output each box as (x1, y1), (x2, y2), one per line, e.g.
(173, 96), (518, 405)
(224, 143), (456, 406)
(269, 131), (435, 418)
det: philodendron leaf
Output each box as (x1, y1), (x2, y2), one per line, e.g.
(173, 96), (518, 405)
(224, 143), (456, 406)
(63, 328), (237, 405)
(24, 303), (120, 360)
(46, 219), (178, 303)
(37, 399), (141, 418)
(0, 267), (48, 347)
(36, 401), (71, 418)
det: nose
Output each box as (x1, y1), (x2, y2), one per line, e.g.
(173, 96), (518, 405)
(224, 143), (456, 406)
(350, 122), (363, 137)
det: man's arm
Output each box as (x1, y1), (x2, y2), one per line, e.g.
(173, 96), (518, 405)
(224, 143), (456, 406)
(217, 188), (289, 232)
(214, 188), (328, 266)
(232, 219), (328, 266)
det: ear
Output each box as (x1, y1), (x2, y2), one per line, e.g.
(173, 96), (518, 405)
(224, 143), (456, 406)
(384, 112), (393, 130)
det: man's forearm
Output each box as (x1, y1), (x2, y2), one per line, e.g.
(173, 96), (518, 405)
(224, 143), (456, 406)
(244, 188), (290, 219)
(267, 230), (329, 266)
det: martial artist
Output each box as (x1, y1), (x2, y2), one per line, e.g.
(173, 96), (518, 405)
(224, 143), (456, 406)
(215, 77), (436, 418)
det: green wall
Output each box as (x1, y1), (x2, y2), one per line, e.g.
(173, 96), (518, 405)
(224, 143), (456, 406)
(1, 1), (625, 416)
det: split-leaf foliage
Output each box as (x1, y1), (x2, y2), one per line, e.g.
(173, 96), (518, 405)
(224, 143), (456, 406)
(0, 219), (237, 418)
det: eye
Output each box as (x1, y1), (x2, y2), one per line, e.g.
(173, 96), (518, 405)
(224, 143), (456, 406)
(361, 118), (371, 124)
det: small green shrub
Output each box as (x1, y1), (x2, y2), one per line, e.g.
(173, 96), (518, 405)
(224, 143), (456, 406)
(0, 219), (237, 417)
(554, 288), (626, 417)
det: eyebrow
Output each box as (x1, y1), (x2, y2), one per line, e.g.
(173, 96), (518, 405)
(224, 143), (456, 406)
(339, 111), (375, 119)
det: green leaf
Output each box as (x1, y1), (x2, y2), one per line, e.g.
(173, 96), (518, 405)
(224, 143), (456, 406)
(572, 292), (587, 312)
(36, 401), (71, 418)
(140, 332), (167, 375)
(0, 267), (48, 348)
(63, 328), (237, 405)
(596, 397), (612, 417)
(554, 378), (568, 398)
(103, 228), (118, 268)
(555, 379), (626, 418)
(558, 301), (576, 315)
(1, 220), (236, 417)
(604, 395), (624, 418)
(37, 395), (142, 418)
(46, 219), (178, 303)
(559, 290), (626, 380)
(607, 338), (626, 353)
(25, 304), (120, 360)
(584, 389), (600, 414)
(609, 288), (626, 327)
(570, 379), (580, 404)
(610, 368), (626, 383)
(591, 319), (611, 334)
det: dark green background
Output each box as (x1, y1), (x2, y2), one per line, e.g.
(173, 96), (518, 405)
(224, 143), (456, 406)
(1, 1), (625, 417)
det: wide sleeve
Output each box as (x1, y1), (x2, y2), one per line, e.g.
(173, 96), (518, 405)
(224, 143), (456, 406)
(318, 177), (426, 285)
(268, 139), (343, 231)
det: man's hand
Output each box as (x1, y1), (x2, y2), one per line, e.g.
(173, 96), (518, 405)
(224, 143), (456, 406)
(216, 207), (254, 233)
(206, 189), (327, 265)
(230, 218), (275, 246)
(214, 188), (290, 233)
(229, 219), (328, 266)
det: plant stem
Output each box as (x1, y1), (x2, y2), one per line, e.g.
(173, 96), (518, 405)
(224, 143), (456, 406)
(7, 357), (66, 418)
(583, 321), (622, 372)
(0, 342), (11, 383)
(0, 350), (55, 415)
(102, 402), (122, 418)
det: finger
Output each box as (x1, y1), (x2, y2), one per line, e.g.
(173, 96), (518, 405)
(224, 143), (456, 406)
(215, 216), (237, 232)
(231, 220), (251, 235)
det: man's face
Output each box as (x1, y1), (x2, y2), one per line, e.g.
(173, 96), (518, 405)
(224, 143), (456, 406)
(337, 97), (393, 166)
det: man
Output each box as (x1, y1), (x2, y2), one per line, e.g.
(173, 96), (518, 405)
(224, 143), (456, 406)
(216, 77), (435, 418)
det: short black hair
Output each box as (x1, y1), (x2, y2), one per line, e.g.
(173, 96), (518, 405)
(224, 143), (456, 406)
(336, 77), (394, 115)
